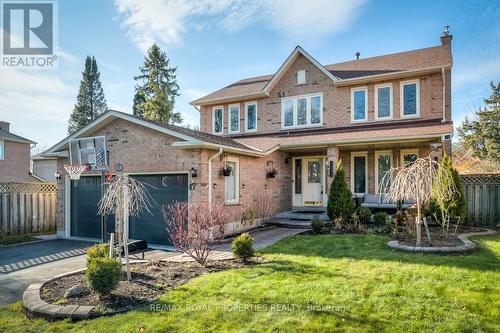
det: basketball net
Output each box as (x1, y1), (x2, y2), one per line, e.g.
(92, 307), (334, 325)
(64, 164), (89, 180)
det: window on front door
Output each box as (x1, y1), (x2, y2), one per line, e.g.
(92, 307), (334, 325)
(352, 153), (367, 194)
(307, 161), (321, 183)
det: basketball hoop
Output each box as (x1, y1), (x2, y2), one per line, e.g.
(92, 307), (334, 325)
(64, 164), (89, 180)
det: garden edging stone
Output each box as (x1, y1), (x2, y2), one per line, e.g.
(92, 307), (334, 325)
(387, 228), (496, 253)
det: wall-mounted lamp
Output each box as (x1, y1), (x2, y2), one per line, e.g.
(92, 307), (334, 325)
(190, 167), (198, 178)
(213, 183), (217, 189)
(242, 183), (246, 189)
(55, 170), (61, 180)
(328, 160), (334, 178)
(265, 184), (268, 190)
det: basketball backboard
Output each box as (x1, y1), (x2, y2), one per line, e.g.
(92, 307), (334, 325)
(68, 136), (108, 171)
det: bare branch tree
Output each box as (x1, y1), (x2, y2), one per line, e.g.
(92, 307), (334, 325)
(163, 202), (228, 266)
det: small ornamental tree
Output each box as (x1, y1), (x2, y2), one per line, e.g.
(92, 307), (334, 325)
(327, 160), (355, 221)
(163, 202), (228, 266)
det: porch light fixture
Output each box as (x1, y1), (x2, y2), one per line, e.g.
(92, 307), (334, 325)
(190, 167), (198, 178)
(242, 183), (246, 189)
(213, 182), (217, 189)
(54, 170), (61, 180)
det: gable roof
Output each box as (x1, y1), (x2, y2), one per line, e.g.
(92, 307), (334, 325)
(43, 110), (262, 157)
(0, 128), (36, 144)
(192, 44), (452, 106)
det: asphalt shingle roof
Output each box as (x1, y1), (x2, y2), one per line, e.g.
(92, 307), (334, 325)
(0, 128), (35, 144)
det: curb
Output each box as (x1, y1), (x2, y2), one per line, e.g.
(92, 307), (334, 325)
(387, 228), (497, 253)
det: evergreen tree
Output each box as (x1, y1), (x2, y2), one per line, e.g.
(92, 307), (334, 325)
(457, 81), (499, 161)
(429, 155), (467, 221)
(68, 56), (108, 134)
(133, 44), (181, 123)
(327, 160), (355, 220)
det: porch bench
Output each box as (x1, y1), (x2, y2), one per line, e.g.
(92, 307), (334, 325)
(361, 194), (415, 210)
(114, 239), (148, 260)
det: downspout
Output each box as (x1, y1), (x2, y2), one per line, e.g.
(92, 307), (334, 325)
(208, 147), (223, 207)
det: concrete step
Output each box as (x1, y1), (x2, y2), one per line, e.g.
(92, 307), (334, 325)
(274, 211), (329, 221)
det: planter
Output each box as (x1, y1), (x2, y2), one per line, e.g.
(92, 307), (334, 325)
(222, 165), (233, 177)
(266, 169), (278, 179)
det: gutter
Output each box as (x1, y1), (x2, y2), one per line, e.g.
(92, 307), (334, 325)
(172, 141), (264, 157)
(208, 147), (223, 207)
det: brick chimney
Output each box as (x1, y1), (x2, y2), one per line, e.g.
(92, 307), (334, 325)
(0, 121), (10, 132)
(441, 25), (452, 46)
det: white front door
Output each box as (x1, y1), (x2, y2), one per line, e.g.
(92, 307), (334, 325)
(302, 158), (323, 206)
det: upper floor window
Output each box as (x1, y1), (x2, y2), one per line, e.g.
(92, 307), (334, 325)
(281, 93), (323, 129)
(0, 140), (4, 160)
(245, 102), (257, 132)
(375, 83), (393, 120)
(297, 70), (306, 84)
(228, 104), (240, 133)
(351, 87), (367, 122)
(401, 80), (420, 117)
(212, 106), (223, 134)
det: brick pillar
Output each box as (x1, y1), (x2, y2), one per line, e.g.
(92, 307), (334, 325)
(326, 146), (339, 192)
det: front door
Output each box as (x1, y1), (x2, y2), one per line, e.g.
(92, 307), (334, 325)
(302, 158), (323, 206)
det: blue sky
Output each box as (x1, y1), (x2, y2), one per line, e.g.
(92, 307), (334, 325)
(0, 0), (499, 149)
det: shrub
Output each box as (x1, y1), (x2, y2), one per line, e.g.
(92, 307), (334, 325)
(231, 233), (254, 262)
(357, 207), (372, 224)
(374, 212), (388, 225)
(87, 244), (112, 262)
(86, 258), (121, 296)
(311, 219), (324, 234)
(327, 160), (355, 220)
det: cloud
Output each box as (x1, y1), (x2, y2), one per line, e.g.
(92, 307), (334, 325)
(114, 0), (366, 51)
(182, 88), (208, 102)
(453, 58), (500, 89)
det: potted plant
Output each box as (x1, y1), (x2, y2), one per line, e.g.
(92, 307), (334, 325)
(266, 168), (278, 178)
(222, 164), (233, 177)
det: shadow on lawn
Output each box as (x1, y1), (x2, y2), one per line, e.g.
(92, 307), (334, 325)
(261, 233), (499, 272)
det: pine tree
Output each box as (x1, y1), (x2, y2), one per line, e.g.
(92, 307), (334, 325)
(327, 160), (355, 220)
(457, 81), (499, 161)
(133, 44), (181, 123)
(68, 56), (108, 134)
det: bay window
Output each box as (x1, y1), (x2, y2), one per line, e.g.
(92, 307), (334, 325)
(351, 87), (367, 121)
(281, 93), (323, 128)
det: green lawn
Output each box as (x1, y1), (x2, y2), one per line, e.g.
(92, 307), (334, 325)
(1, 233), (499, 332)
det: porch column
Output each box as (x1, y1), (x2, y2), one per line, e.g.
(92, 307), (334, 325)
(326, 146), (339, 193)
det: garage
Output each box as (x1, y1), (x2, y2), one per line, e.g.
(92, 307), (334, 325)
(129, 174), (188, 245)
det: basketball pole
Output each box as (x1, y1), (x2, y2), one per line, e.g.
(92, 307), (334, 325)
(100, 170), (107, 243)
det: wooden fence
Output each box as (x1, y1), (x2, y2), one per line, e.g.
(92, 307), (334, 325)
(461, 174), (500, 226)
(0, 182), (57, 236)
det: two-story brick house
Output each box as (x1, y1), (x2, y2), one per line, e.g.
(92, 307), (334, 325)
(46, 30), (453, 245)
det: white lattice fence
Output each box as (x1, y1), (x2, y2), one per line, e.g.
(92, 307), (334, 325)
(0, 182), (57, 236)
(460, 174), (500, 226)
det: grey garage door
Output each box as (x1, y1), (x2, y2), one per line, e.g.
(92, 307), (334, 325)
(129, 174), (188, 245)
(71, 176), (114, 239)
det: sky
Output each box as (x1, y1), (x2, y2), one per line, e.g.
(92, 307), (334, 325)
(0, 0), (499, 150)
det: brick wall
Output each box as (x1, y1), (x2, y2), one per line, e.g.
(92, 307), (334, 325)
(199, 54), (446, 135)
(0, 141), (34, 182)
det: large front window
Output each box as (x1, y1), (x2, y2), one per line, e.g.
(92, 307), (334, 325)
(401, 80), (419, 117)
(351, 152), (367, 194)
(213, 107), (223, 134)
(351, 88), (367, 121)
(281, 94), (323, 128)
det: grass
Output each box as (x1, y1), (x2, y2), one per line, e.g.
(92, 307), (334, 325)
(0, 231), (56, 246)
(0, 233), (498, 332)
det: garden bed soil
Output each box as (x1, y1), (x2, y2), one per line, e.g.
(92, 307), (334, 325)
(396, 226), (487, 247)
(40, 259), (259, 315)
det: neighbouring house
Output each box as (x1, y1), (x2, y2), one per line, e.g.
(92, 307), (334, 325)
(0, 121), (39, 183)
(43, 29), (454, 245)
(31, 154), (58, 181)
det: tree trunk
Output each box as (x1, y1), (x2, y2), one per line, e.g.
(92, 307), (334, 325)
(416, 195), (422, 246)
(123, 186), (131, 281)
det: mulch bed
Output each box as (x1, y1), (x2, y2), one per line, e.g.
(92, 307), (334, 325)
(40, 259), (258, 315)
(396, 226), (487, 247)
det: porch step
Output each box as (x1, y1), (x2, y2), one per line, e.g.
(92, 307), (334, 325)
(274, 210), (329, 221)
(266, 219), (315, 229)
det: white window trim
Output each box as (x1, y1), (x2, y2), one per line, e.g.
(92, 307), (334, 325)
(0, 140), (4, 160)
(244, 101), (258, 132)
(281, 92), (323, 129)
(228, 104), (240, 134)
(212, 106), (224, 135)
(297, 70), (306, 84)
(400, 149), (419, 167)
(374, 83), (393, 120)
(351, 87), (368, 122)
(375, 150), (393, 193)
(400, 79), (420, 118)
(224, 156), (240, 204)
(350, 151), (368, 195)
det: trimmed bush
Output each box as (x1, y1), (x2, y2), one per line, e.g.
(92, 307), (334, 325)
(357, 207), (372, 224)
(327, 160), (355, 220)
(86, 258), (121, 296)
(231, 233), (254, 262)
(87, 244), (112, 262)
(374, 212), (388, 225)
(311, 220), (324, 234)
